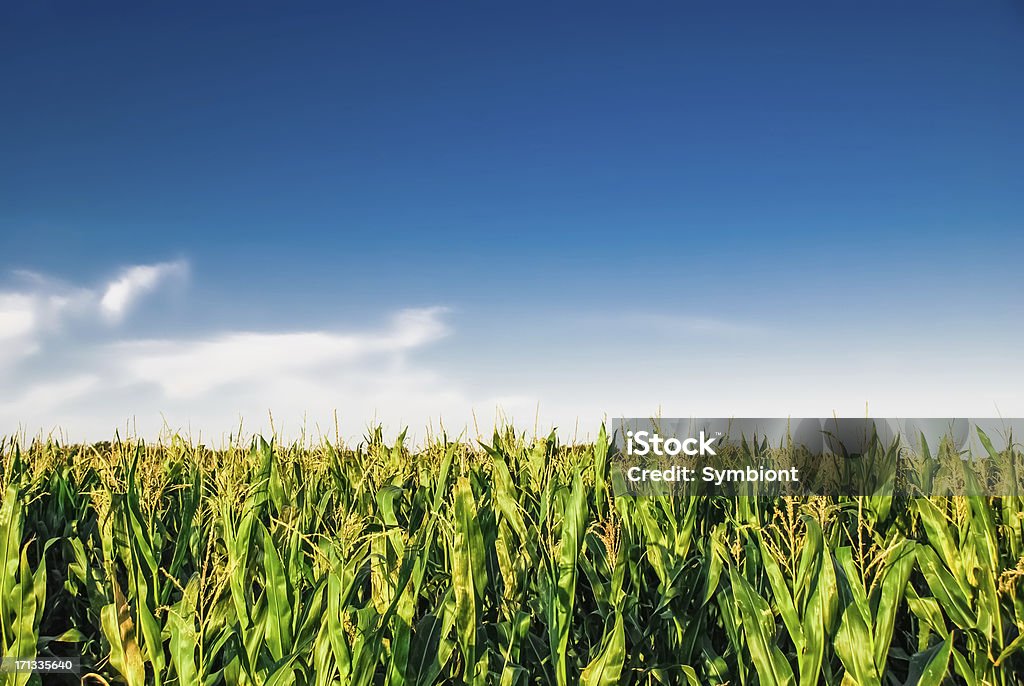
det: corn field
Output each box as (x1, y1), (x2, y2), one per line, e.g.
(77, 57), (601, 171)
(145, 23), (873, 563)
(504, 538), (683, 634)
(0, 426), (1022, 685)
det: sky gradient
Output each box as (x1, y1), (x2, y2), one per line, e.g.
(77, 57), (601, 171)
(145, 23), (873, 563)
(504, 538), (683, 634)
(2, 2), (1022, 442)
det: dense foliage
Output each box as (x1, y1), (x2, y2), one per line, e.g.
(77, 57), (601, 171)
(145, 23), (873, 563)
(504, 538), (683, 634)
(1, 427), (1022, 685)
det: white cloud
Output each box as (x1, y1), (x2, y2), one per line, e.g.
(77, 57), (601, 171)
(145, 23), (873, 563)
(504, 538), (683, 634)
(100, 260), (188, 322)
(111, 307), (449, 398)
(0, 261), (469, 442)
(0, 375), (101, 418)
(0, 285), (95, 366)
(0, 295), (37, 341)
(0, 260), (187, 362)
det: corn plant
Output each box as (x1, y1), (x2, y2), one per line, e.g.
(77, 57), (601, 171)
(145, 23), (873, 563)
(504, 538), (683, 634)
(0, 425), (1021, 685)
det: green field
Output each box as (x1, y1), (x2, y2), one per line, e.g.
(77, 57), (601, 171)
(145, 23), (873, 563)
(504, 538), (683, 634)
(1, 427), (1022, 685)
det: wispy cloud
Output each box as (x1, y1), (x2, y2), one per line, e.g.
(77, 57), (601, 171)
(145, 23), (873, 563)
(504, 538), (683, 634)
(100, 260), (188, 322)
(0, 264), (159, 367)
(110, 307), (449, 398)
(0, 295), (38, 343)
(0, 261), (467, 441)
(0, 260), (187, 350)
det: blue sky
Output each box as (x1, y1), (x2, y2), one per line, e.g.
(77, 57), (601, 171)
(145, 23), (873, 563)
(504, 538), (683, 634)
(1, 2), (1022, 441)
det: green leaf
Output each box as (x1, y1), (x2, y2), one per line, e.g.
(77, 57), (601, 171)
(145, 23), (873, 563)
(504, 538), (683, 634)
(452, 477), (485, 686)
(580, 611), (625, 686)
(100, 577), (146, 686)
(916, 546), (974, 630)
(729, 567), (795, 685)
(261, 523), (294, 661)
(905, 633), (953, 686)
